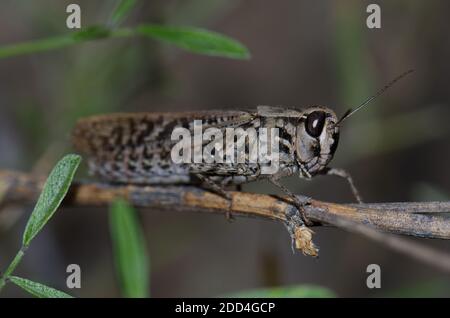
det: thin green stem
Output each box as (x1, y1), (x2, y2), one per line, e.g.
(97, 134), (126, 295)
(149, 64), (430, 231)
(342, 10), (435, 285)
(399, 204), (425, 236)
(0, 248), (26, 292)
(0, 27), (135, 59)
(110, 27), (135, 38)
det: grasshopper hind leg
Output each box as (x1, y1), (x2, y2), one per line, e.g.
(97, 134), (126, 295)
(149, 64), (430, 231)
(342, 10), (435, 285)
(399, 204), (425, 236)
(268, 177), (312, 225)
(268, 177), (319, 256)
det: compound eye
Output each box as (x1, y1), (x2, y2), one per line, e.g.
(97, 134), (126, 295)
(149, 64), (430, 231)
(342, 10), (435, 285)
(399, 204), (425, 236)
(305, 111), (326, 137)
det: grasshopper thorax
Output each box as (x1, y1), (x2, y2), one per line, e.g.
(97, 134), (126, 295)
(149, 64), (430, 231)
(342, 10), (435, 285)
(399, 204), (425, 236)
(295, 106), (339, 177)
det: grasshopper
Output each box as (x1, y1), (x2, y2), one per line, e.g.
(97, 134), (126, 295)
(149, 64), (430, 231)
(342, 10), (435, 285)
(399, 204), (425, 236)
(72, 70), (413, 256)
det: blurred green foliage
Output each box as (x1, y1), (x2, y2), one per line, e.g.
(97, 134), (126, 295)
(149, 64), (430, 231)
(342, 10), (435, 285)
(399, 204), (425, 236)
(383, 280), (450, 298)
(110, 199), (150, 298)
(0, 25), (249, 60)
(226, 285), (335, 298)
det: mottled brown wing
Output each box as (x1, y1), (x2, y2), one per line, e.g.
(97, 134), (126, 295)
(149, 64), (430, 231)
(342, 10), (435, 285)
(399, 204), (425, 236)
(257, 105), (305, 117)
(72, 110), (254, 158)
(72, 110), (256, 184)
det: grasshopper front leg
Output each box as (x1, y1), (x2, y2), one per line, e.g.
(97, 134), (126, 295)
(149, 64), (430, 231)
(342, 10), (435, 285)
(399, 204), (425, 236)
(321, 167), (363, 203)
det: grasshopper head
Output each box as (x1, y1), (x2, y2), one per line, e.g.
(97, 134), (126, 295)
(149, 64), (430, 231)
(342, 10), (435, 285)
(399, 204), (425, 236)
(293, 70), (414, 177)
(295, 106), (339, 176)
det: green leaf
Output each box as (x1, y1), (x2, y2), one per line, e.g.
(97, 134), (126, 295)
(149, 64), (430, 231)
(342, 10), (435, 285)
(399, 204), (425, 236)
(110, 199), (150, 298)
(9, 276), (73, 298)
(110, 0), (138, 26)
(22, 154), (81, 247)
(137, 24), (250, 59)
(225, 285), (335, 298)
(0, 26), (110, 59)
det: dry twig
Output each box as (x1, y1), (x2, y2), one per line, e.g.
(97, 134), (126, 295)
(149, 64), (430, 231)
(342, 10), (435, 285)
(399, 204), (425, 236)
(0, 169), (449, 272)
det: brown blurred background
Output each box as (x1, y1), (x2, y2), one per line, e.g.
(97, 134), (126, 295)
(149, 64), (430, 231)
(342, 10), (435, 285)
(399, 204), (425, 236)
(0, 0), (449, 297)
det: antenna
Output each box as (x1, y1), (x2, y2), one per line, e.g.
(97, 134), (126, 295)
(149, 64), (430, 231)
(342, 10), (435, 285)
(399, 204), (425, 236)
(336, 69), (414, 126)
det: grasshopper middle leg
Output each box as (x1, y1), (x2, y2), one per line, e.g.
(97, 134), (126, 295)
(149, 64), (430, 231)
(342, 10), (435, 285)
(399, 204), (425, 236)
(194, 174), (234, 221)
